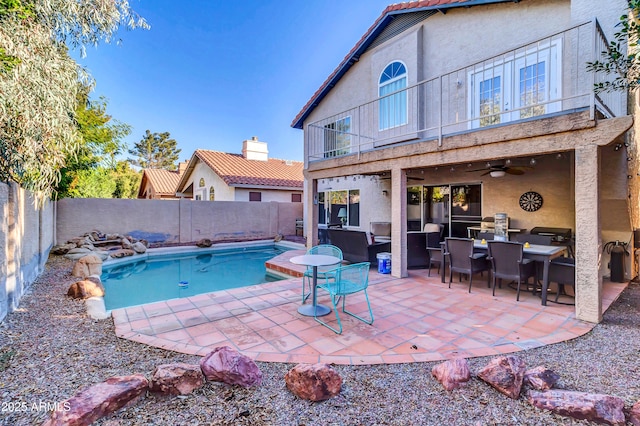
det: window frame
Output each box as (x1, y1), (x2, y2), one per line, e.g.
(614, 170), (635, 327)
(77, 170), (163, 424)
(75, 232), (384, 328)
(249, 191), (262, 202)
(378, 61), (408, 131)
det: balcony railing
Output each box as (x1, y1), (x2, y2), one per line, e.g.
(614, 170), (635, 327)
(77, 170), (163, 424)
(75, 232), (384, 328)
(307, 20), (626, 162)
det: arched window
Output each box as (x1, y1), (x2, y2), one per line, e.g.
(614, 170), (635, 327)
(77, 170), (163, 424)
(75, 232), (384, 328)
(209, 186), (215, 201)
(199, 178), (205, 187)
(379, 61), (407, 130)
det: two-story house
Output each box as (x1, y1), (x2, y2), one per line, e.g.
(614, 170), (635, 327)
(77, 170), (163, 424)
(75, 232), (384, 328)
(292, 0), (637, 323)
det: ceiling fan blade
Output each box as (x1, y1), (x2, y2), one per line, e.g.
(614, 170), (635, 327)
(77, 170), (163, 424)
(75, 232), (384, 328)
(466, 168), (489, 173)
(480, 170), (492, 176)
(505, 168), (525, 175)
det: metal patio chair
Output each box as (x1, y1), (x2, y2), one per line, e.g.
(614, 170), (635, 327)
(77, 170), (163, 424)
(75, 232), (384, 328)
(315, 262), (373, 334)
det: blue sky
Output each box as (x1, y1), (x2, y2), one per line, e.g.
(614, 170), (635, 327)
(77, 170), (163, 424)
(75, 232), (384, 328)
(74, 0), (394, 163)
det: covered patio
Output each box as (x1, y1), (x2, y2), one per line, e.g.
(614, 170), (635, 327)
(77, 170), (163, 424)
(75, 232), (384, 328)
(111, 249), (626, 365)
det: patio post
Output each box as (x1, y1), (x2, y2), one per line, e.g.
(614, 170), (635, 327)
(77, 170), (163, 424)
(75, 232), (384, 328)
(574, 144), (602, 323)
(390, 167), (408, 278)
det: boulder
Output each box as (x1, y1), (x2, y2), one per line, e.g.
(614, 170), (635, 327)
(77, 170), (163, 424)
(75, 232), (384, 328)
(285, 363), (342, 401)
(149, 363), (205, 395)
(121, 238), (133, 249)
(67, 280), (105, 299)
(131, 241), (147, 254)
(199, 346), (262, 388)
(110, 249), (136, 259)
(431, 357), (471, 391)
(629, 400), (640, 426)
(92, 250), (111, 261)
(50, 243), (77, 255)
(196, 238), (213, 248)
(524, 366), (560, 391)
(86, 297), (109, 320)
(71, 254), (103, 278)
(64, 247), (94, 260)
(43, 374), (148, 426)
(527, 390), (626, 425)
(477, 355), (526, 399)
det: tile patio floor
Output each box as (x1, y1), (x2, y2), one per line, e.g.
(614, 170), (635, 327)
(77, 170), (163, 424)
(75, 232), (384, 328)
(112, 249), (627, 365)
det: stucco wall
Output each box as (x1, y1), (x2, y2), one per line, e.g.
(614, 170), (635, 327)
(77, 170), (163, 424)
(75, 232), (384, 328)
(0, 182), (53, 322)
(55, 198), (303, 245)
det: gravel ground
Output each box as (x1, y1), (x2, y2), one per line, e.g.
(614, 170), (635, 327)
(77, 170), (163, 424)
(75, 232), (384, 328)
(0, 254), (639, 425)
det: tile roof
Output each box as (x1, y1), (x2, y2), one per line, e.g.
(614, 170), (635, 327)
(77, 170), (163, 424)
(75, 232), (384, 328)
(139, 168), (183, 197)
(291, 0), (512, 129)
(194, 150), (304, 188)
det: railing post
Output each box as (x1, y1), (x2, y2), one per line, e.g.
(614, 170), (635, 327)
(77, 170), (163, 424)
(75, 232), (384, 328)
(438, 75), (443, 147)
(590, 19), (597, 120)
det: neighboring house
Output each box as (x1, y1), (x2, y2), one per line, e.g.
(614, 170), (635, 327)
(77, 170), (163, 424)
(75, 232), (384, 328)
(137, 161), (189, 199)
(292, 0), (637, 323)
(176, 137), (304, 203)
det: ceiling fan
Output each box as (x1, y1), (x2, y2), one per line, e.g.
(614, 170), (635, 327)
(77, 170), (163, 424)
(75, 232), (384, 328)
(466, 161), (531, 177)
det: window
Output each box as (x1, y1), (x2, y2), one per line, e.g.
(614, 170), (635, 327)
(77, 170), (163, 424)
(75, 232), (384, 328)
(291, 193), (302, 203)
(318, 189), (360, 227)
(324, 116), (351, 158)
(469, 40), (561, 128)
(209, 186), (215, 201)
(379, 61), (407, 130)
(249, 192), (261, 202)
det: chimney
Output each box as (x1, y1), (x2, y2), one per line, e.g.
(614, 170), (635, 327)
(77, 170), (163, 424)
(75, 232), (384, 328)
(242, 136), (268, 161)
(178, 160), (189, 175)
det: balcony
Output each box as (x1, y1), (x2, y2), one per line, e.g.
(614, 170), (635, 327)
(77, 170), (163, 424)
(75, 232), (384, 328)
(307, 20), (626, 162)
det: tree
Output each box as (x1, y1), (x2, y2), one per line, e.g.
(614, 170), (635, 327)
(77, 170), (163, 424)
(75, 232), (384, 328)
(0, 0), (147, 201)
(56, 84), (132, 198)
(128, 130), (181, 170)
(112, 160), (141, 199)
(587, 1), (640, 92)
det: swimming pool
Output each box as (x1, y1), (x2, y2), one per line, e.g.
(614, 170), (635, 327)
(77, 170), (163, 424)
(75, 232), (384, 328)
(101, 242), (296, 310)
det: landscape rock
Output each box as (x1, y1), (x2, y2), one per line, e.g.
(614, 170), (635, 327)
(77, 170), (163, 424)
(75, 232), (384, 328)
(64, 247), (94, 260)
(110, 249), (136, 258)
(200, 346), (262, 387)
(86, 297), (109, 320)
(67, 279), (105, 299)
(524, 366), (560, 391)
(431, 357), (471, 391)
(71, 254), (103, 278)
(477, 355), (526, 399)
(196, 238), (213, 248)
(51, 243), (77, 255)
(284, 363), (342, 401)
(150, 363), (205, 395)
(629, 400), (640, 426)
(43, 374), (148, 426)
(527, 389), (626, 425)
(121, 238), (133, 249)
(131, 241), (147, 254)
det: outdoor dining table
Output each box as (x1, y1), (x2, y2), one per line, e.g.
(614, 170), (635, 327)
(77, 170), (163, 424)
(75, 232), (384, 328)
(289, 254), (341, 317)
(440, 240), (567, 305)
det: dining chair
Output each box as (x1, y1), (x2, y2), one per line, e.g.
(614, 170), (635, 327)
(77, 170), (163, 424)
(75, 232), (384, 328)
(487, 241), (537, 301)
(315, 262), (373, 334)
(514, 233), (553, 245)
(548, 257), (575, 305)
(302, 244), (343, 303)
(444, 237), (491, 292)
(426, 231), (443, 277)
(476, 231), (494, 241)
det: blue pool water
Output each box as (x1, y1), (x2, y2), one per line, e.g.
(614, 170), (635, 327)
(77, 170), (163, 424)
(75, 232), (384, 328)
(101, 245), (291, 310)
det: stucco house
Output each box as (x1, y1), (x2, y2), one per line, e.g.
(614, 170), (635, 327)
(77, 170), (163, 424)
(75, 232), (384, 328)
(175, 137), (304, 202)
(137, 161), (189, 199)
(292, 0), (638, 323)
